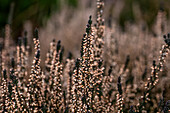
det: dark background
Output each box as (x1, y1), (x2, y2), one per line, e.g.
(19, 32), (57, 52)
(0, 0), (170, 39)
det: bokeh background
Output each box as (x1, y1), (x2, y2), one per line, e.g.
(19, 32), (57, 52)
(1, 0), (170, 66)
(1, 0), (170, 38)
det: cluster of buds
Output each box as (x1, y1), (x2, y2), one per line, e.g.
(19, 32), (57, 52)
(136, 34), (170, 112)
(70, 15), (98, 113)
(116, 76), (124, 113)
(70, 58), (84, 112)
(96, 0), (104, 28)
(0, 70), (8, 112)
(101, 55), (129, 112)
(71, 13), (105, 112)
(45, 40), (65, 112)
(45, 39), (56, 73)
(94, 0), (104, 60)
(15, 33), (28, 97)
(64, 52), (75, 110)
(26, 29), (42, 112)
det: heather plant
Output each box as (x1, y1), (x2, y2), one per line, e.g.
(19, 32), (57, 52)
(0, 0), (170, 113)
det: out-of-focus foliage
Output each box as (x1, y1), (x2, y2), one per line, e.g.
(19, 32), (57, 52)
(0, 0), (59, 26)
(0, 0), (78, 38)
(119, 0), (135, 30)
(118, 0), (170, 31)
(67, 0), (78, 7)
(0, 0), (11, 28)
(0, 0), (170, 37)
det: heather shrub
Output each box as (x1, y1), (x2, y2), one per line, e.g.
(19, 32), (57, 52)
(0, 0), (169, 113)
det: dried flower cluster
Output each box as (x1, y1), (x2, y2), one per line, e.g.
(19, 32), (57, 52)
(0, 0), (170, 113)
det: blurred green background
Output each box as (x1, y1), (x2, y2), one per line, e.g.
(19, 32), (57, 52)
(118, 0), (170, 30)
(0, 0), (170, 38)
(0, 0), (78, 38)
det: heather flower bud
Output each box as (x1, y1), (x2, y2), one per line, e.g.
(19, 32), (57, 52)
(57, 40), (61, 52)
(34, 28), (39, 39)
